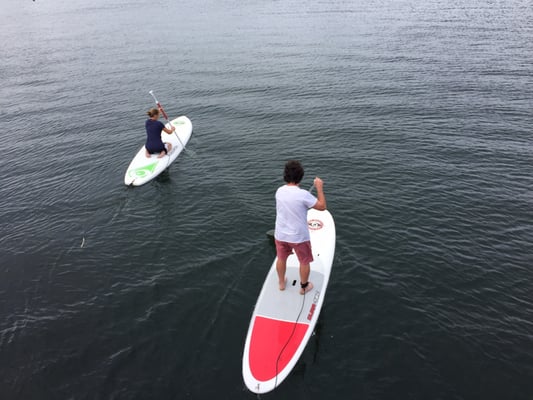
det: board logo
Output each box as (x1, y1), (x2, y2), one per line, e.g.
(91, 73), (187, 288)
(308, 219), (323, 230)
(128, 162), (157, 178)
(307, 291), (321, 320)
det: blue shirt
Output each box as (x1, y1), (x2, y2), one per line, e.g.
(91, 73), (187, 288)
(145, 119), (166, 151)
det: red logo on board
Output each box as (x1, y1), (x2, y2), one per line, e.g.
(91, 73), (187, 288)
(308, 219), (323, 230)
(307, 291), (321, 320)
(307, 304), (316, 320)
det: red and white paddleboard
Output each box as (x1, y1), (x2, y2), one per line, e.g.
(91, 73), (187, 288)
(242, 208), (335, 394)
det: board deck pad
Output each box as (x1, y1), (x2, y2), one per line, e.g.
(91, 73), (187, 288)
(242, 209), (335, 394)
(124, 116), (192, 186)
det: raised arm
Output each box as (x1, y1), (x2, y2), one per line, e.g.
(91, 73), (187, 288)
(312, 177), (327, 211)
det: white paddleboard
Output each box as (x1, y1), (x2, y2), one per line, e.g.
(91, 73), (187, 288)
(242, 208), (336, 394)
(124, 116), (192, 186)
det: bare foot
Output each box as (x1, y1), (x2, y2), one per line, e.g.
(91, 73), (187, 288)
(300, 281), (314, 295)
(279, 278), (287, 291)
(157, 151), (166, 159)
(145, 150), (151, 158)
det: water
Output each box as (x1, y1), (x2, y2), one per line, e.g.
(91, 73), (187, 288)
(1, 0), (532, 398)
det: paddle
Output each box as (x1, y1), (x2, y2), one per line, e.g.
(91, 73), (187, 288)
(148, 90), (194, 156)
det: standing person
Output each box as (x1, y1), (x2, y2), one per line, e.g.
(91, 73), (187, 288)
(145, 108), (175, 158)
(274, 160), (327, 294)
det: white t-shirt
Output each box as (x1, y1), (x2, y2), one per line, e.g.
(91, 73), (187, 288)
(274, 185), (317, 243)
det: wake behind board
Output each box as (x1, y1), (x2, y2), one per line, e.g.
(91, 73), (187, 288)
(242, 208), (335, 394)
(124, 116), (192, 186)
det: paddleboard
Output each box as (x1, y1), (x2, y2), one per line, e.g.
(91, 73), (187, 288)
(242, 208), (335, 394)
(124, 116), (192, 186)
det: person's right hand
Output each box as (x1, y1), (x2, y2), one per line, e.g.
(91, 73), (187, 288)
(314, 177), (323, 190)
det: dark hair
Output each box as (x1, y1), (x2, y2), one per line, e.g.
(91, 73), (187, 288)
(283, 160), (304, 184)
(147, 108), (159, 118)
